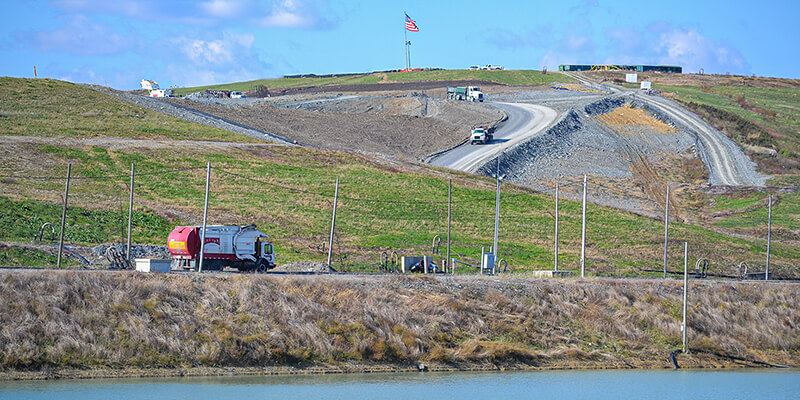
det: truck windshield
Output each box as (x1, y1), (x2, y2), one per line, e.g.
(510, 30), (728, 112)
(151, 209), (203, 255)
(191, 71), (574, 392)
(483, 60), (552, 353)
(472, 87), (481, 91)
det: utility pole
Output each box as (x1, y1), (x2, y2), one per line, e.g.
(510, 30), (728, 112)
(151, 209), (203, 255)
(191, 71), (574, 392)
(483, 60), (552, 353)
(447, 179), (452, 275)
(198, 163), (211, 273)
(766, 194), (772, 281)
(663, 184), (670, 279)
(682, 242), (689, 353)
(126, 163), (135, 265)
(327, 177), (339, 267)
(56, 163), (71, 269)
(554, 182), (559, 271)
(580, 174), (587, 277)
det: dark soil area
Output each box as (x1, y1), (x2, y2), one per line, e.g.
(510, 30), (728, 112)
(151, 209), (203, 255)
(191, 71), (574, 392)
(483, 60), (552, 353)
(266, 80), (506, 97)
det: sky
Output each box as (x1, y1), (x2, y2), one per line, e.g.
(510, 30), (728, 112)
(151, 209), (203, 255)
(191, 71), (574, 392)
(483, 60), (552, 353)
(1, 0), (798, 89)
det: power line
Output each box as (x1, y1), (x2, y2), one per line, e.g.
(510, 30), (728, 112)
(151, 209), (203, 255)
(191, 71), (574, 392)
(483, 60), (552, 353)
(0, 165), (206, 181)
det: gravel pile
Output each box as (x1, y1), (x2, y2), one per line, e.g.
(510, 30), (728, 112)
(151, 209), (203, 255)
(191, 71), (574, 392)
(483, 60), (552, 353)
(274, 261), (336, 273)
(477, 97), (697, 215)
(166, 94), (505, 162)
(584, 97), (626, 116)
(83, 85), (293, 144)
(87, 243), (170, 266)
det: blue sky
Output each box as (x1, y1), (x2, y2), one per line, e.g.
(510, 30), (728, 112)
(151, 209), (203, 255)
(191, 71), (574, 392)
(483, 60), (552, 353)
(1, 0), (797, 89)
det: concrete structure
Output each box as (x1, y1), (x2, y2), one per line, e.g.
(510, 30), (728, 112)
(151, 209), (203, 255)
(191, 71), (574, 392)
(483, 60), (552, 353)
(135, 258), (172, 273)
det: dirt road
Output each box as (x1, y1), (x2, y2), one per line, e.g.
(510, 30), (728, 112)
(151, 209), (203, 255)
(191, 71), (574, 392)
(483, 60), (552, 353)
(561, 71), (766, 186)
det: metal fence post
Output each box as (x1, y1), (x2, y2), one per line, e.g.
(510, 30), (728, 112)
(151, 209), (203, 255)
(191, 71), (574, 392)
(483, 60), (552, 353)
(663, 184), (670, 279)
(447, 179), (452, 275)
(56, 163), (71, 269)
(493, 157), (501, 271)
(766, 194), (772, 281)
(580, 174), (587, 277)
(198, 162), (211, 273)
(327, 177), (339, 267)
(126, 163), (135, 264)
(554, 182), (559, 271)
(682, 242), (689, 353)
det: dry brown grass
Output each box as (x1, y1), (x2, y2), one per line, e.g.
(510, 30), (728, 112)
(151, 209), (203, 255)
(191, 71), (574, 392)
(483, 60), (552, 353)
(598, 104), (678, 134)
(0, 271), (797, 373)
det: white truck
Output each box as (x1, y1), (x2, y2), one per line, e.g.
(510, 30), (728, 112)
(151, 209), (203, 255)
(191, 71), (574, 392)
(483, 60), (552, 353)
(470, 128), (493, 145)
(447, 86), (484, 102)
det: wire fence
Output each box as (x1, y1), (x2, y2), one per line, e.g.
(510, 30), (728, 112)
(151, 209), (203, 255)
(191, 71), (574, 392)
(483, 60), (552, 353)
(1, 162), (797, 280)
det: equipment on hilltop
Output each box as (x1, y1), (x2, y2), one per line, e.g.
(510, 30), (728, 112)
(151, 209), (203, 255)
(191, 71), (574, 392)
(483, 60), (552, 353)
(140, 79), (173, 98)
(168, 224), (276, 272)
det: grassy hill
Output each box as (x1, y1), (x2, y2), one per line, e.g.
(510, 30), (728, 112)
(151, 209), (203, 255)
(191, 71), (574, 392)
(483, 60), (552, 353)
(1, 77), (797, 278)
(171, 69), (575, 96)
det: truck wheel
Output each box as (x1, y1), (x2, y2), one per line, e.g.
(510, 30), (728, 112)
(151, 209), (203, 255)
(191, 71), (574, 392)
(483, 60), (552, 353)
(256, 260), (268, 273)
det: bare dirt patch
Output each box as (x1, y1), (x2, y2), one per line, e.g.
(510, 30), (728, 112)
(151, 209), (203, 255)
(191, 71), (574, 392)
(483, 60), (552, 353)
(167, 94), (505, 162)
(266, 80), (506, 97)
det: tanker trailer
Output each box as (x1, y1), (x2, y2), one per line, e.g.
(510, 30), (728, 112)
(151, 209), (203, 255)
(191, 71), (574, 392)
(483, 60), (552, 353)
(167, 224), (275, 272)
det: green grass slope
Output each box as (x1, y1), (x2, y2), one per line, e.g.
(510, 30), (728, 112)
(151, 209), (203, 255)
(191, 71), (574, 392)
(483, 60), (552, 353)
(0, 78), (260, 142)
(1, 78), (797, 277)
(656, 84), (800, 179)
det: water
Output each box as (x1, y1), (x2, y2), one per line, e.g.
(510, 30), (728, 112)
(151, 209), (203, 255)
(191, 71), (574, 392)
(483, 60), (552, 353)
(1, 369), (798, 399)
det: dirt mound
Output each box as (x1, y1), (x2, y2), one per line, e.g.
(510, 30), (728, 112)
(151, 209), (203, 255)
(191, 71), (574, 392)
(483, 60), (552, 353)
(268, 80), (505, 97)
(167, 94), (505, 162)
(274, 261), (335, 273)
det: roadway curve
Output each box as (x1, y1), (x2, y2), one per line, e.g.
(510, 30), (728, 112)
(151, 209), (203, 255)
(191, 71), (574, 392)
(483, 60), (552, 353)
(429, 103), (558, 172)
(560, 71), (765, 186)
(640, 95), (765, 186)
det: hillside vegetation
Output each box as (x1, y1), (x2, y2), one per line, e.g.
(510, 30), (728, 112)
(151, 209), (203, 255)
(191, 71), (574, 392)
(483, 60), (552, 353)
(0, 78), (258, 142)
(1, 271), (796, 376)
(172, 69), (574, 96)
(1, 78), (798, 277)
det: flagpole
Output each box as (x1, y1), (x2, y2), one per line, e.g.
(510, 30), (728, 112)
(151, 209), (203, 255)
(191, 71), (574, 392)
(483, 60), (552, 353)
(404, 11), (408, 71)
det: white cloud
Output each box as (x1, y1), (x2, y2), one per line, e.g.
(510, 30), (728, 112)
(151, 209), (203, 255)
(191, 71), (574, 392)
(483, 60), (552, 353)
(166, 31), (271, 87)
(200, 0), (247, 18)
(48, 0), (336, 29)
(260, 0), (334, 29)
(656, 28), (748, 74)
(177, 32), (255, 65)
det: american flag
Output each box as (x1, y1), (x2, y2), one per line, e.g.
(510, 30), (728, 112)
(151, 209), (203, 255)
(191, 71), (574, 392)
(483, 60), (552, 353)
(405, 13), (418, 32)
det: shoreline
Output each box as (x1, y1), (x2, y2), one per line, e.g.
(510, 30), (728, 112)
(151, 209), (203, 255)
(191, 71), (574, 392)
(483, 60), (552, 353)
(2, 353), (792, 382)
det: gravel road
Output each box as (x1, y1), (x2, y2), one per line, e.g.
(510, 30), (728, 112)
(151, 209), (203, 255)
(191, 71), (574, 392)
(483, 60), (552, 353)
(429, 102), (559, 172)
(559, 72), (766, 186)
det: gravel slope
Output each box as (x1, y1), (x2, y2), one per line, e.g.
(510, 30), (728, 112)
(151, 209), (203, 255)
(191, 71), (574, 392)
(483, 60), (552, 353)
(167, 93), (505, 162)
(560, 72), (767, 186)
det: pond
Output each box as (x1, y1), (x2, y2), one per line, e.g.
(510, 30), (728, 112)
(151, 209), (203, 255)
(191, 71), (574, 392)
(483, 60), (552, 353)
(1, 368), (798, 399)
